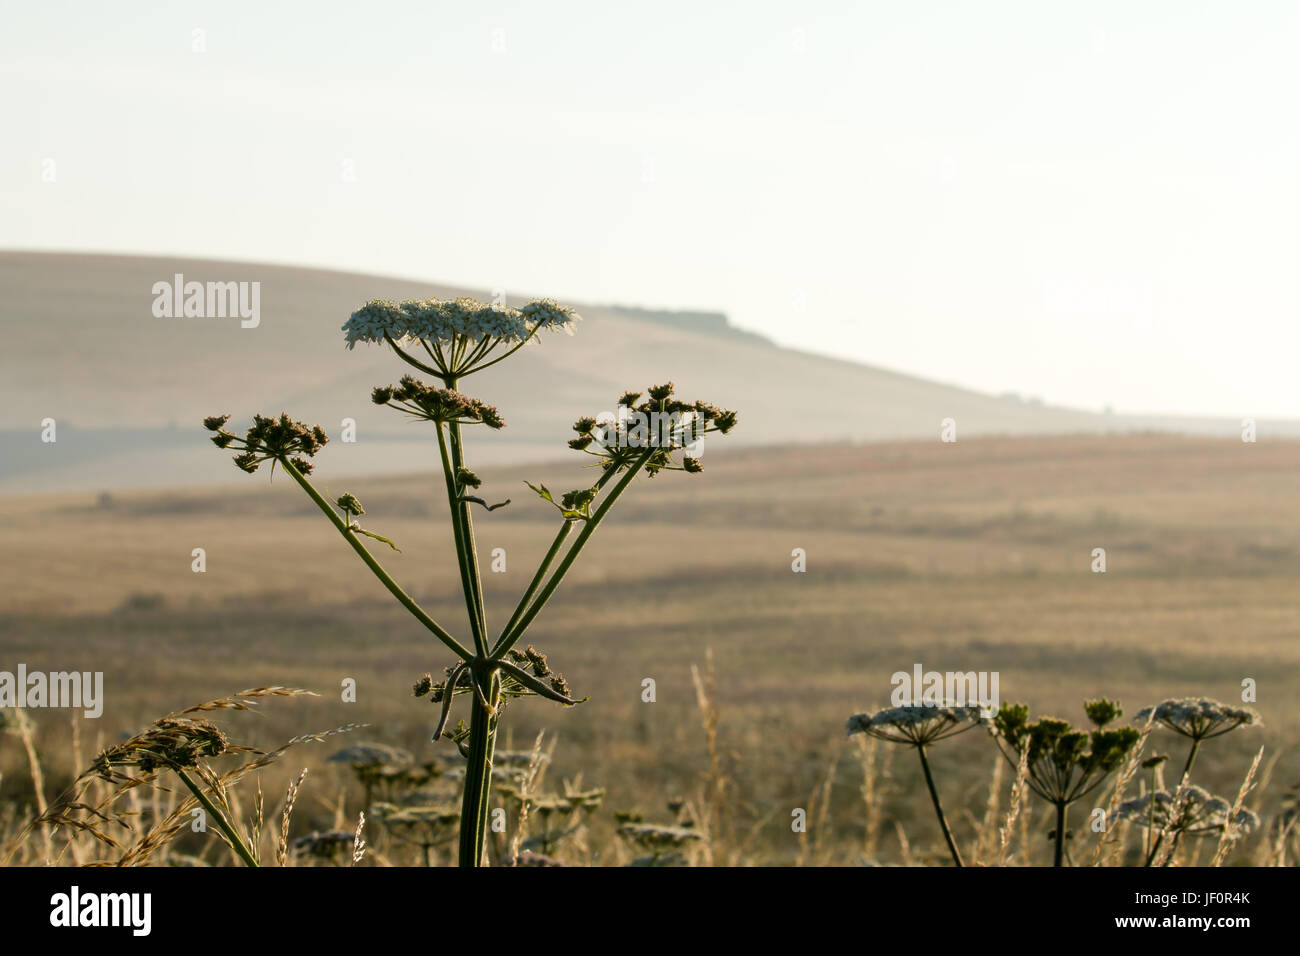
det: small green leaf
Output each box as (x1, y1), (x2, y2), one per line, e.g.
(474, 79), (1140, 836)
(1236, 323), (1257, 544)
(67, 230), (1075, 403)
(459, 495), (511, 512)
(525, 481), (587, 520)
(354, 527), (401, 552)
(525, 480), (556, 505)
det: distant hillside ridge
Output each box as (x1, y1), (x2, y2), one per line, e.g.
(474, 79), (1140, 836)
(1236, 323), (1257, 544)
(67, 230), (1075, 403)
(2, 250), (1297, 494)
(602, 304), (773, 346)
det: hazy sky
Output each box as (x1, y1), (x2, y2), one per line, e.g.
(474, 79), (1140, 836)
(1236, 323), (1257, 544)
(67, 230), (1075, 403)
(3, 1), (1298, 418)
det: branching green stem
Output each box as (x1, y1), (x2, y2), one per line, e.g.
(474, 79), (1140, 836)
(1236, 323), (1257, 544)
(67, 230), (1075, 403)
(284, 357), (656, 866)
(494, 449), (653, 658)
(492, 459), (616, 654)
(280, 457), (472, 660)
(496, 521), (573, 646)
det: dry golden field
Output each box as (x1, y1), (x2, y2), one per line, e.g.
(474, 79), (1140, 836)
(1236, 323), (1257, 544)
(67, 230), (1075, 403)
(2, 433), (1297, 865)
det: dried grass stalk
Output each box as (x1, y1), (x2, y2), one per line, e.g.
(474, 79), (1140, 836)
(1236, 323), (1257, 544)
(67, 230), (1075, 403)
(997, 742), (1030, 865)
(1210, 746), (1264, 867)
(278, 768), (309, 867)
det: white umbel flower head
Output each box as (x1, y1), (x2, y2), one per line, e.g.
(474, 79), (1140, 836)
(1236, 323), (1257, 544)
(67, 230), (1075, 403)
(326, 742), (413, 768)
(1115, 785), (1260, 836)
(343, 296), (579, 349)
(376, 804), (461, 828)
(616, 822), (705, 850)
(342, 300), (408, 350)
(845, 703), (987, 746)
(520, 298), (580, 335)
(343, 295), (581, 376)
(1133, 698), (1261, 740)
(401, 297), (529, 345)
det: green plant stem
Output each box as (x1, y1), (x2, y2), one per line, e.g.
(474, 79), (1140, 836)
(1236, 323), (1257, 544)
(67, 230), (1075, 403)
(385, 334), (441, 376)
(435, 421), (488, 656)
(493, 467), (619, 651)
(497, 521), (573, 649)
(175, 768), (258, 867)
(458, 667), (499, 867)
(479, 700), (500, 861)
(1053, 802), (1068, 867)
(1178, 738), (1201, 786)
(448, 417), (489, 648)
(916, 745), (963, 867)
(494, 449), (653, 657)
(280, 457), (472, 660)
(459, 320), (543, 375)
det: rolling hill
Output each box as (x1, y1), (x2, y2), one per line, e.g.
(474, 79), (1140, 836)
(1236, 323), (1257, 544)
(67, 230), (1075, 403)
(0, 251), (1281, 493)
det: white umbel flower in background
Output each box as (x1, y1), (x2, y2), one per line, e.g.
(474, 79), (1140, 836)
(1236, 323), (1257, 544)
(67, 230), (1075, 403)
(1115, 785), (1260, 836)
(845, 703), (986, 746)
(1133, 698), (1260, 739)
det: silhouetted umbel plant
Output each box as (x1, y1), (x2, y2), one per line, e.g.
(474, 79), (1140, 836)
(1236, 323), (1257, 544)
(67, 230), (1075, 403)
(991, 699), (1140, 867)
(1117, 784), (1260, 867)
(1133, 697), (1260, 787)
(203, 295), (737, 866)
(846, 703), (985, 867)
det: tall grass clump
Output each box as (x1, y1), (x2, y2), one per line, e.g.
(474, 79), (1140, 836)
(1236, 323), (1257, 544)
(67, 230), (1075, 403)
(3, 688), (354, 866)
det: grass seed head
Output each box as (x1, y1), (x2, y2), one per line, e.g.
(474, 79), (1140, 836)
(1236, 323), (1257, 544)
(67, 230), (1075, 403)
(90, 717), (230, 777)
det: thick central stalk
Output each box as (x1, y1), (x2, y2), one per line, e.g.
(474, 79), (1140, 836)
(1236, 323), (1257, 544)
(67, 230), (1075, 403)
(458, 667), (498, 866)
(1053, 802), (1068, 867)
(437, 376), (496, 865)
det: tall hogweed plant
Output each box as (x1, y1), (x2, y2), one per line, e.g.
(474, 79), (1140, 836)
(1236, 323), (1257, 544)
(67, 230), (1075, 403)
(202, 296), (737, 866)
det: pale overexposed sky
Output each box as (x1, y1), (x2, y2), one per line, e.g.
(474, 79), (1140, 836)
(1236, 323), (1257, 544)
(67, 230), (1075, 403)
(2, 0), (1298, 417)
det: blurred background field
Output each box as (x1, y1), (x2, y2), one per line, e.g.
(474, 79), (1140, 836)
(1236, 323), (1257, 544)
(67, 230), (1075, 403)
(7, 1), (1300, 867)
(3, 433), (1296, 864)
